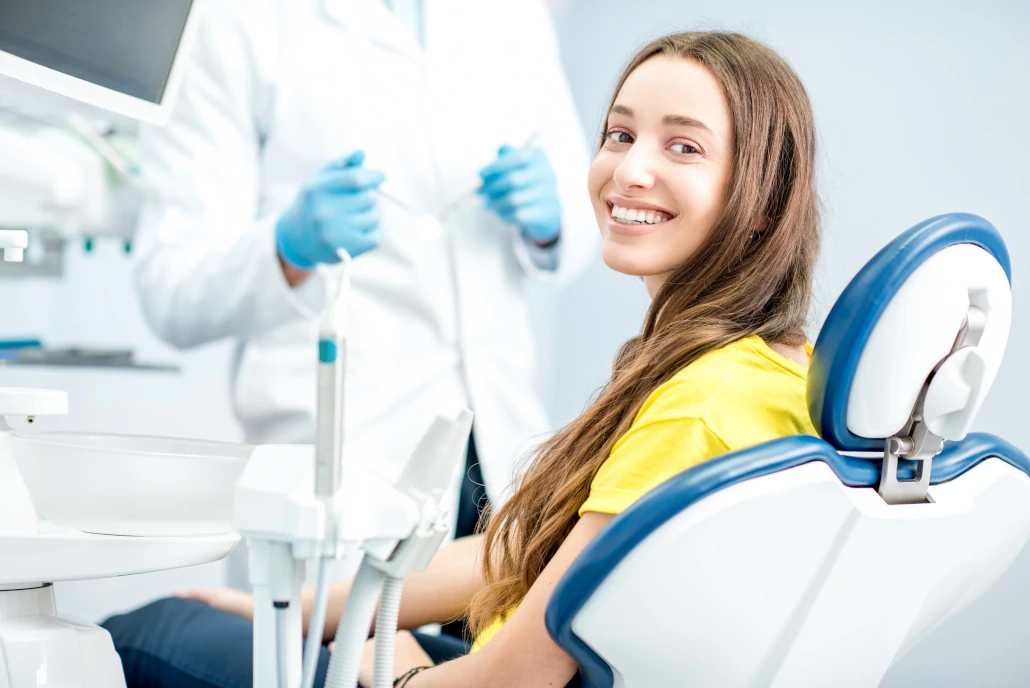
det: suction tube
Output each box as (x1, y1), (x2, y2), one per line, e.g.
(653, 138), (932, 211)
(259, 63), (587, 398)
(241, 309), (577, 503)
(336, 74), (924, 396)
(322, 558), (386, 688)
(372, 576), (404, 688)
(299, 558), (332, 688)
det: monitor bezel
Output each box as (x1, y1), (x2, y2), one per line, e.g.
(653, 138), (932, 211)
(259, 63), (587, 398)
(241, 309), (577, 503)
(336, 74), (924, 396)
(0, 0), (205, 124)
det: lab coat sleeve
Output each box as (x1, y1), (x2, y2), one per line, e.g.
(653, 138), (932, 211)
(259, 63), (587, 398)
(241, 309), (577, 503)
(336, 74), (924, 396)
(133, 0), (326, 350)
(513, 233), (562, 273)
(511, 1), (599, 286)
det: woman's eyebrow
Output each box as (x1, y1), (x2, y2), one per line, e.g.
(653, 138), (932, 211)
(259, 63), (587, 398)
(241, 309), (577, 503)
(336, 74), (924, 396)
(663, 114), (713, 134)
(610, 104), (713, 135)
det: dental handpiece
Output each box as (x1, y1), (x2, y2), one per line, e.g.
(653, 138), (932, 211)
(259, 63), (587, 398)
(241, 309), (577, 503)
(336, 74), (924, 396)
(314, 250), (352, 499)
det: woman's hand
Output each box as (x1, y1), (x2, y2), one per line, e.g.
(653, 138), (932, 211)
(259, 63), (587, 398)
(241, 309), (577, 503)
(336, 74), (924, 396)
(176, 587), (256, 620)
(355, 631), (433, 688)
(175, 534), (484, 647)
(180, 582), (350, 643)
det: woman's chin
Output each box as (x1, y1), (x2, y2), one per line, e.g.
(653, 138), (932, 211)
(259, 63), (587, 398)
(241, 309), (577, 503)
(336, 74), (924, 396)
(601, 242), (665, 278)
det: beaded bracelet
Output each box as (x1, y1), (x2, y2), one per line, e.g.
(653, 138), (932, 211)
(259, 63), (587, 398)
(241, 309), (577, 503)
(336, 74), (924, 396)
(393, 665), (432, 688)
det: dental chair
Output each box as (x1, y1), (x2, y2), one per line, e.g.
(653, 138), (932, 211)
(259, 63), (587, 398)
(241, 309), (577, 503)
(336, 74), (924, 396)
(546, 213), (1029, 688)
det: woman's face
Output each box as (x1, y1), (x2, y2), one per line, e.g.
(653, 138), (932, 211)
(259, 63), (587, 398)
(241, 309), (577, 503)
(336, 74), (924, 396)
(588, 55), (735, 297)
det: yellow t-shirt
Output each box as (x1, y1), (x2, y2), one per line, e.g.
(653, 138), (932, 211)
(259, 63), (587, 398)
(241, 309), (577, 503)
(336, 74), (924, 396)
(471, 335), (818, 650)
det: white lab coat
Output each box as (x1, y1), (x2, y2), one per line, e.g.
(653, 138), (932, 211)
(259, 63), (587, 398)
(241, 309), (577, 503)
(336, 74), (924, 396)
(133, 0), (597, 514)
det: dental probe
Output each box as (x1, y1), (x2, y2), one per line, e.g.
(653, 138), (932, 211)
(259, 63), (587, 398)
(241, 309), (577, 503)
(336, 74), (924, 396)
(375, 187), (420, 217)
(436, 130), (540, 221)
(373, 131), (542, 223)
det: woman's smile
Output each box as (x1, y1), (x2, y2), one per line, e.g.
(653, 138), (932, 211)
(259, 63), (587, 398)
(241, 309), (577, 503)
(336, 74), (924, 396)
(605, 196), (676, 236)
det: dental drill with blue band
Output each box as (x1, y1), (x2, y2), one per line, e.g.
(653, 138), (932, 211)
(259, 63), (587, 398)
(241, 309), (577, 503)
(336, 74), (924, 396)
(233, 248), (473, 688)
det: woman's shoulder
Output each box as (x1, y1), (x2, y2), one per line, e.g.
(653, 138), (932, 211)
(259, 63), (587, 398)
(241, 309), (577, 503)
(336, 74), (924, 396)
(583, 336), (815, 518)
(635, 335), (810, 428)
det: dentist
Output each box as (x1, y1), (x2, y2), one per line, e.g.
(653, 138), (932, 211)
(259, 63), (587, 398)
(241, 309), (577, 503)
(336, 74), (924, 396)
(132, 0), (595, 542)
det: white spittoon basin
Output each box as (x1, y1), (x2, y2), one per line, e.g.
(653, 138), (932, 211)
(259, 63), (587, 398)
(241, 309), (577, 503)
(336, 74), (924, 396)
(11, 432), (254, 537)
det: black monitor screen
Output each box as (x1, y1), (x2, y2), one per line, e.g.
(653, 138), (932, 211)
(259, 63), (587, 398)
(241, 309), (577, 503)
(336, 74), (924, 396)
(0, 0), (193, 104)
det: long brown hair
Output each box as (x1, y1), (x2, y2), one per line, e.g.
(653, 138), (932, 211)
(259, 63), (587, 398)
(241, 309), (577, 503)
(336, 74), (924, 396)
(468, 31), (820, 636)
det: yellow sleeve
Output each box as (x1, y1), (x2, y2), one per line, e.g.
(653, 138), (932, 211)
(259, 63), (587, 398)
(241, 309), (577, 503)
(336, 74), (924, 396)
(579, 416), (729, 517)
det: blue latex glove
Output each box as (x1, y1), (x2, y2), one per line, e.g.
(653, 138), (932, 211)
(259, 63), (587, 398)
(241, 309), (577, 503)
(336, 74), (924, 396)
(275, 150), (385, 270)
(478, 145), (562, 245)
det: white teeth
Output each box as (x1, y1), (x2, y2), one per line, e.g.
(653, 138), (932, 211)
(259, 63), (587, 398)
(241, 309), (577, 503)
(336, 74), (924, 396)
(611, 204), (670, 225)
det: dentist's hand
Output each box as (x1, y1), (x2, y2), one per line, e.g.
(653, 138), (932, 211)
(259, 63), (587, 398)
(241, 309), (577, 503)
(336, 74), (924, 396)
(478, 145), (562, 246)
(275, 150), (385, 270)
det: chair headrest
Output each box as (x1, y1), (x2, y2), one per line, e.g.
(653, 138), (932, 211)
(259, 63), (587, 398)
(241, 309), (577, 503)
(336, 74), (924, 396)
(808, 213), (1011, 452)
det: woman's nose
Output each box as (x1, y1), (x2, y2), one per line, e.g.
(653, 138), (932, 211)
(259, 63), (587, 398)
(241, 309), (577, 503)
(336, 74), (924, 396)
(612, 144), (656, 192)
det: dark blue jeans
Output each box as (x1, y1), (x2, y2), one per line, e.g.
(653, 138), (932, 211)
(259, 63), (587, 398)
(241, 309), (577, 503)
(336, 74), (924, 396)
(102, 435), (487, 688)
(103, 597), (468, 688)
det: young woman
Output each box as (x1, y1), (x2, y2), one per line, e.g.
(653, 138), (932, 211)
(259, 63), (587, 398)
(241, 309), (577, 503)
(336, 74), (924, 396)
(104, 30), (820, 688)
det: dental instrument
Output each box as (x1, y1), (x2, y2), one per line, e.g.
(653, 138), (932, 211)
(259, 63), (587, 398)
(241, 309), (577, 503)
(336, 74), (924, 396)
(374, 131), (542, 229)
(376, 187), (422, 218)
(315, 249), (352, 502)
(437, 131), (541, 221)
(299, 249), (352, 688)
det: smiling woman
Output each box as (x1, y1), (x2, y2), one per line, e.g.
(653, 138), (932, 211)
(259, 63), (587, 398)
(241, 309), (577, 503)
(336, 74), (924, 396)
(590, 54), (735, 292)
(458, 31), (821, 686)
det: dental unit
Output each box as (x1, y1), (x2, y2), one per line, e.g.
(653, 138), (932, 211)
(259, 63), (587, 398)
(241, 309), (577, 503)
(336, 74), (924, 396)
(233, 248), (473, 688)
(0, 231), (471, 688)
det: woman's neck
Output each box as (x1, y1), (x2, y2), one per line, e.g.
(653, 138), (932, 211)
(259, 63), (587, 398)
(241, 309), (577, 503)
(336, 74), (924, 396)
(767, 341), (809, 366)
(645, 272), (810, 367)
(643, 271), (674, 298)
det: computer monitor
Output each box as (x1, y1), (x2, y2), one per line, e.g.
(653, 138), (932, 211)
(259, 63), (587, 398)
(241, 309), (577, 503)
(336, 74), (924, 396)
(0, 0), (203, 124)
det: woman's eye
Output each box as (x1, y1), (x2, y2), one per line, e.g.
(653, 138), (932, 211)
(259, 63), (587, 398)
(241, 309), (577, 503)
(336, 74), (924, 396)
(667, 142), (700, 154)
(606, 129), (633, 144)
(670, 142), (700, 155)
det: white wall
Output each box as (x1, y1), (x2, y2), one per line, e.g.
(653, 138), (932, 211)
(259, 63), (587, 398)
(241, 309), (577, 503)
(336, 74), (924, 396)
(544, 0), (1030, 685)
